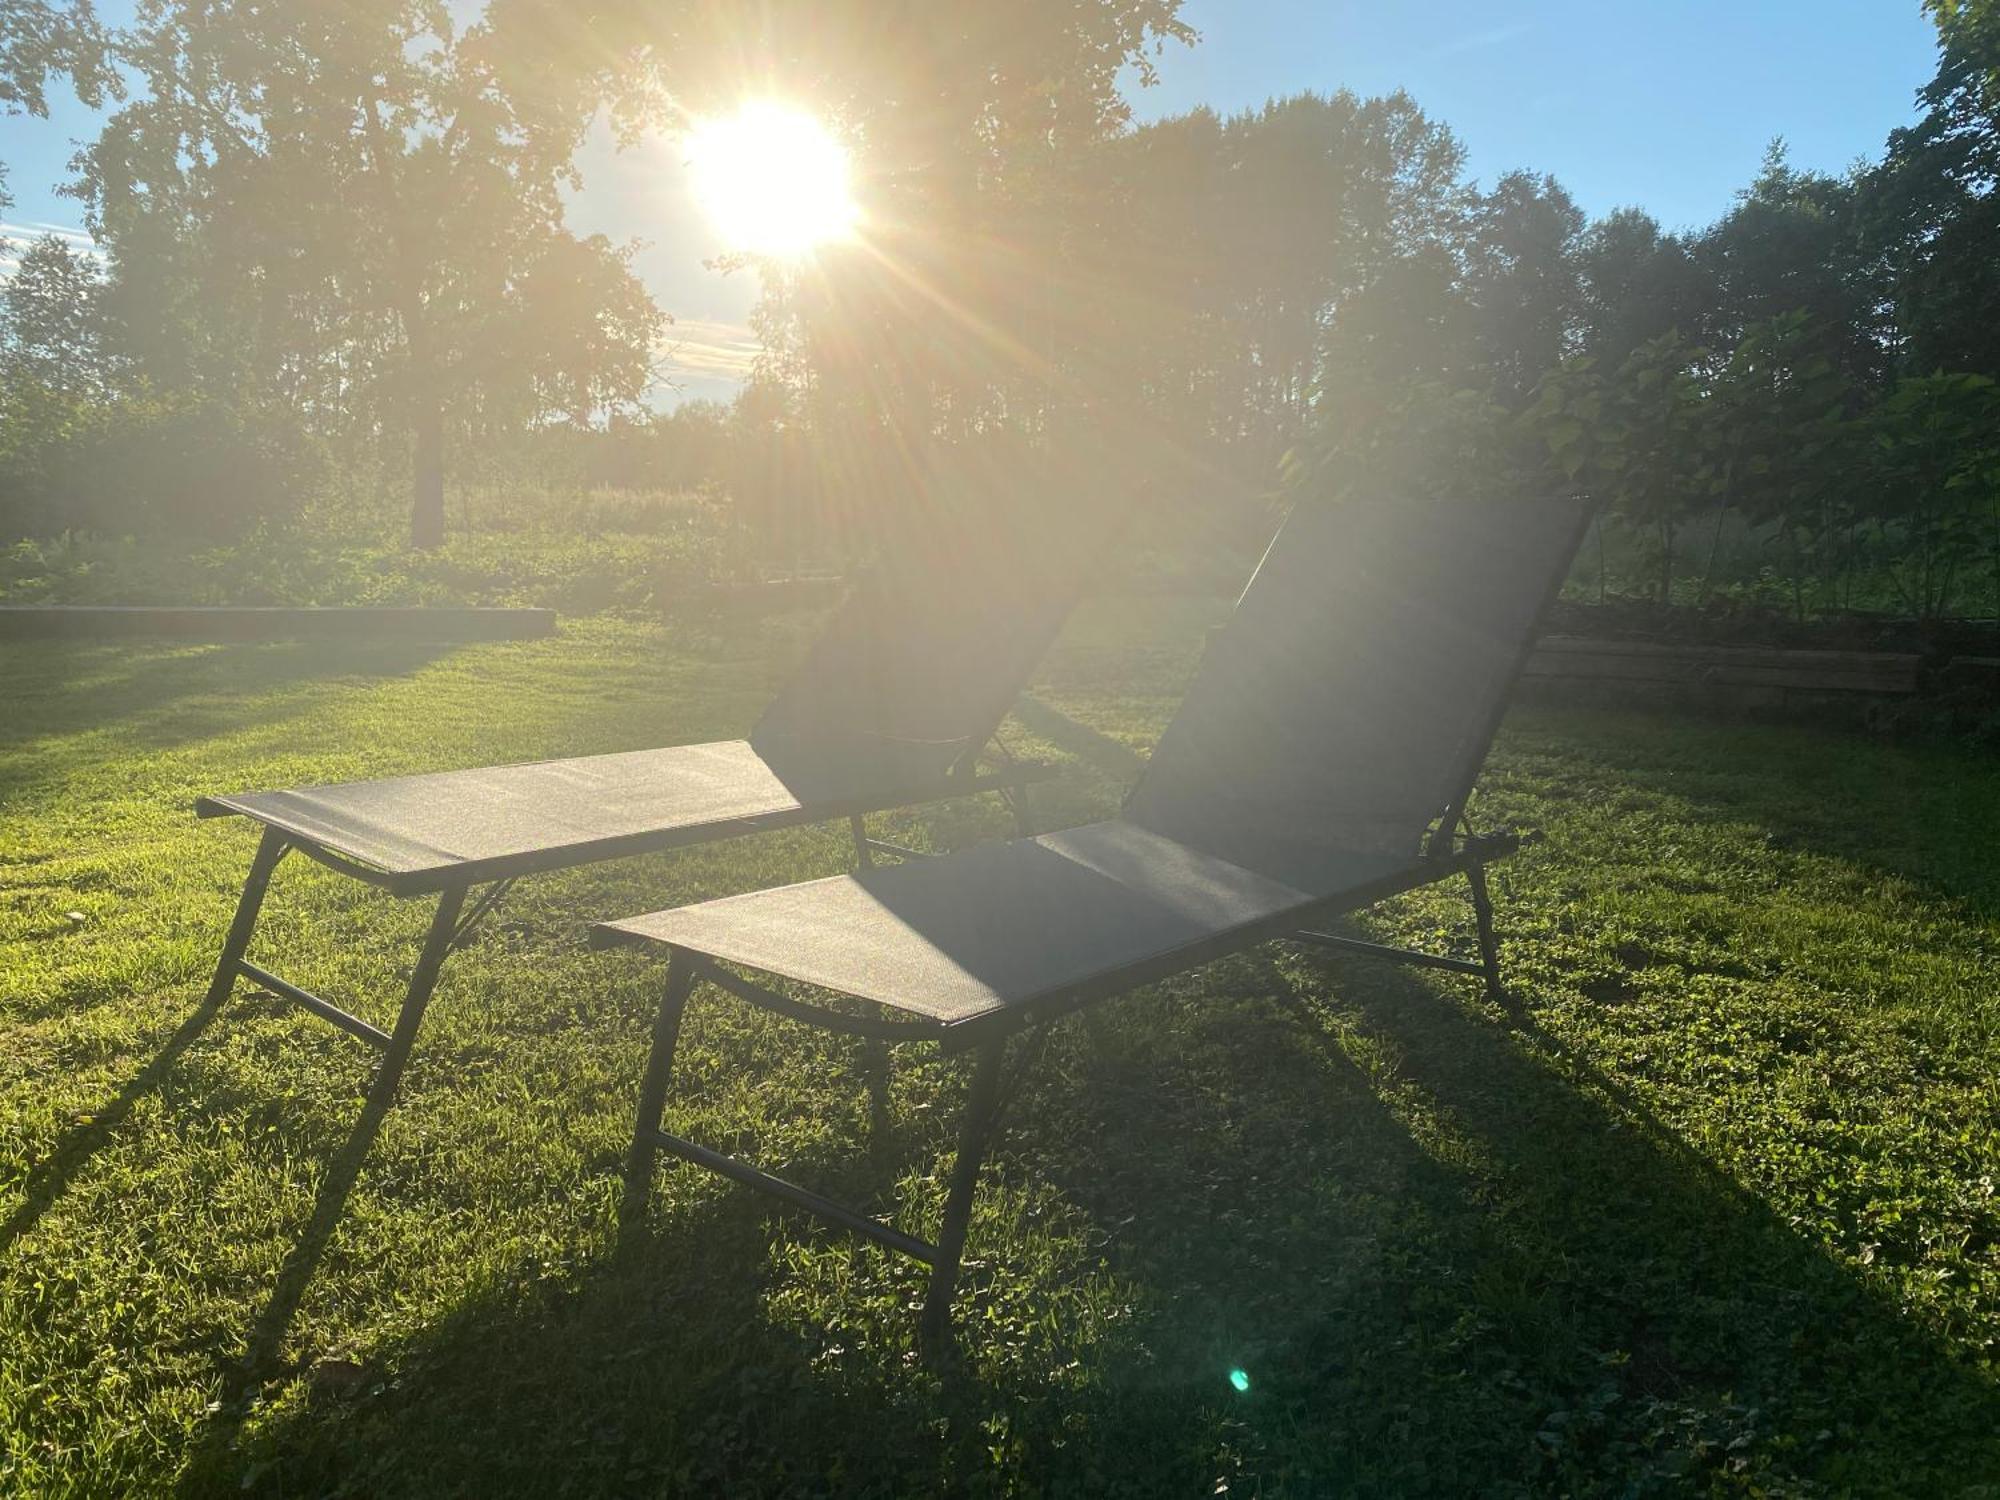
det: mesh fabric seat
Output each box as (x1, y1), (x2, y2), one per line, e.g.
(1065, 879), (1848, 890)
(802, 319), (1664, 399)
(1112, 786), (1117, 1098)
(198, 739), (998, 890)
(603, 820), (1416, 1025)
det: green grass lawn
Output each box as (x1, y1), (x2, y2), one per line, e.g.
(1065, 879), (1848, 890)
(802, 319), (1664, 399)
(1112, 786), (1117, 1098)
(2, 598), (1997, 1497)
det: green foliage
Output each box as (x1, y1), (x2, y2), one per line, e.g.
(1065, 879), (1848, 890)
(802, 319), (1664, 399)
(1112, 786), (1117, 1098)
(0, 234), (107, 399)
(0, 486), (750, 609)
(1866, 372), (2000, 618)
(0, 0), (115, 118)
(7, 0), (2000, 619)
(1511, 316), (2000, 620)
(67, 0), (668, 547)
(0, 389), (321, 543)
(1286, 379), (1549, 506)
(2, 601), (1999, 1494)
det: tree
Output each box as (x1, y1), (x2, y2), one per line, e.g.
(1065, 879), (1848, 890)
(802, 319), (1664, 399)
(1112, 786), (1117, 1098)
(0, 0), (113, 118)
(1872, 8), (2000, 380)
(1, 232), (107, 398)
(1575, 208), (1713, 367)
(1073, 90), (1473, 474)
(1464, 171), (1586, 402)
(1702, 313), (1861, 616)
(606, 0), (1197, 535)
(1924, 0), (2000, 106)
(1866, 373), (2000, 619)
(1697, 144), (1885, 384)
(76, 0), (665, 546)
(2, 0), (116, 256)
(1533, 335), (1707, 604)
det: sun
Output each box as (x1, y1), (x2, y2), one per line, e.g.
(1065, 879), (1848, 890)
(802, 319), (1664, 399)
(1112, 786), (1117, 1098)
(685, 102), (859, 258)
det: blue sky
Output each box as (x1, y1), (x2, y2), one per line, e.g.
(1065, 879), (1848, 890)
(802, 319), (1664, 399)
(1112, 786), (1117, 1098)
(1135, 0), (1940, 231)
(1, 0), (1944, 403)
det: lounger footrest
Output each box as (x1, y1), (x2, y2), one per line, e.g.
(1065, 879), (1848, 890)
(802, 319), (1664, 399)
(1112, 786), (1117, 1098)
(235, 960), (391, 1049)
(639, 1126), (938, 1264)
(1289, 930), (1488, 975)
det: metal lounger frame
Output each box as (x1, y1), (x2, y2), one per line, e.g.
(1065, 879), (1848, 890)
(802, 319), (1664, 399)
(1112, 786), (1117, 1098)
(196, 760), (1049, 1121)
(604, 826), (1521, 1351)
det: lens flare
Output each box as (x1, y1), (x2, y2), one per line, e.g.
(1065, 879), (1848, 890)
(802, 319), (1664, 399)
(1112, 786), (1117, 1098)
(685, 101), (859, 258)
(1229, 1368), (1251, 1393)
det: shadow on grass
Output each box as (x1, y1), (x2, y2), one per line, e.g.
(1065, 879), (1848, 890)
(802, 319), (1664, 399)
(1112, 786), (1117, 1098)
(181, 946), (2000, 1497)
(0, 637), (456, 819)
(1011, 693), (1147, 785)
(1, 633), (455, 790)
(0, 636), (455, 750)
(0, 989), (232, 1261)
(1505, 705), (2000, 921)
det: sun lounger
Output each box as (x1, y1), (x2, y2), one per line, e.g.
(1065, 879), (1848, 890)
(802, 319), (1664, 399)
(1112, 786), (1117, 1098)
(193, 503), (1109, 1112)
(595, 491), (1591, 1346)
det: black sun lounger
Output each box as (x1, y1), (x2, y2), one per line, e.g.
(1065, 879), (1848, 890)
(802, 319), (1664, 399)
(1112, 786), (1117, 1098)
(595, 491), (1592, 1347)
(193, 504), (1108, 1114)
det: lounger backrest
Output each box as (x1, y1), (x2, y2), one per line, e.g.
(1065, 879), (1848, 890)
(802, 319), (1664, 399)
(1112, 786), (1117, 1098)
(1123, 493), (1589, 861)
(751, 490), (1120, 795)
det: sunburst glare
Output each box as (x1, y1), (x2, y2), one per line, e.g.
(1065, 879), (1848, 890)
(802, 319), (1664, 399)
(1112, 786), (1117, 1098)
(684, 102), (860, 258)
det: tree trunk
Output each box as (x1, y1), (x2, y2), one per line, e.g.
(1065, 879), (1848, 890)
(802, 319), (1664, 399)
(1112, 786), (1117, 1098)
(1696, 496), (1729, 609)
(1990, 497), (1999, 626)
(406, 305), (446, 550)
(410, 390), (445, 550)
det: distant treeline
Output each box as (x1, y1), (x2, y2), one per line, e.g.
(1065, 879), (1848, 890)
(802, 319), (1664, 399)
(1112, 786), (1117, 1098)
(3, 1), (1998, 617)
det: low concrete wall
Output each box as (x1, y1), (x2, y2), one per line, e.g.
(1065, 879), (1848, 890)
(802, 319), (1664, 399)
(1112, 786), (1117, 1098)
(0, 606), (557, 642)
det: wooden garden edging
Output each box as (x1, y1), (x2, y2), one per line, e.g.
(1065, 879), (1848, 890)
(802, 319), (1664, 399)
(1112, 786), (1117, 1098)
(0, 605), (556, 642)
(1522, 635), (1926, 711)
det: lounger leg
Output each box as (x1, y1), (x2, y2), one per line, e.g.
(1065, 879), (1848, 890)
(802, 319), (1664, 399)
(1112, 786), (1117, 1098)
(202, 828), (289, 1009)
(358, 883), (467, 1115)
(849, 814), (875, 870)
(1008, 781), (1035, 839)
(920, 1038), (1007, 1354)
(622, 956), (699, 1234)
(864, 1040), (893, 1154)
(1467, 861), (1505, 1005)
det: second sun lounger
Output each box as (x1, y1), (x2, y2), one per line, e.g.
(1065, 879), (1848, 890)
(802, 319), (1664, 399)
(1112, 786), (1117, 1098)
(191, 500), (1110, 1116)
(595, 490), (1592, 1347)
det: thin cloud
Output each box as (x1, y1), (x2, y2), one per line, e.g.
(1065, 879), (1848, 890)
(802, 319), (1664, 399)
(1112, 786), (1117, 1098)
(0, 220), (108, 276)
(660, 317), (760, 382)
(13, 220), (97, 242)
(1430, 20), (1535, 58)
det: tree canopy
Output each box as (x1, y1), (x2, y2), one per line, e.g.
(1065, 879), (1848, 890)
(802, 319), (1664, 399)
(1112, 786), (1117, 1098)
(4, 0), (2000, 618)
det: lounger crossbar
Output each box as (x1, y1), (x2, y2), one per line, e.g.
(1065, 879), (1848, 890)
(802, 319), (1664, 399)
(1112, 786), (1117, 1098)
(600, 493), (1592, 1350)
(640, 1124), (944, 1263)
(1290, 929), (1487, 976)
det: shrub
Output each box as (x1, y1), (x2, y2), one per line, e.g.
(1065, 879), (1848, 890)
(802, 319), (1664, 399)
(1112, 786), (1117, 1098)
(0, 388), (321, 542)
